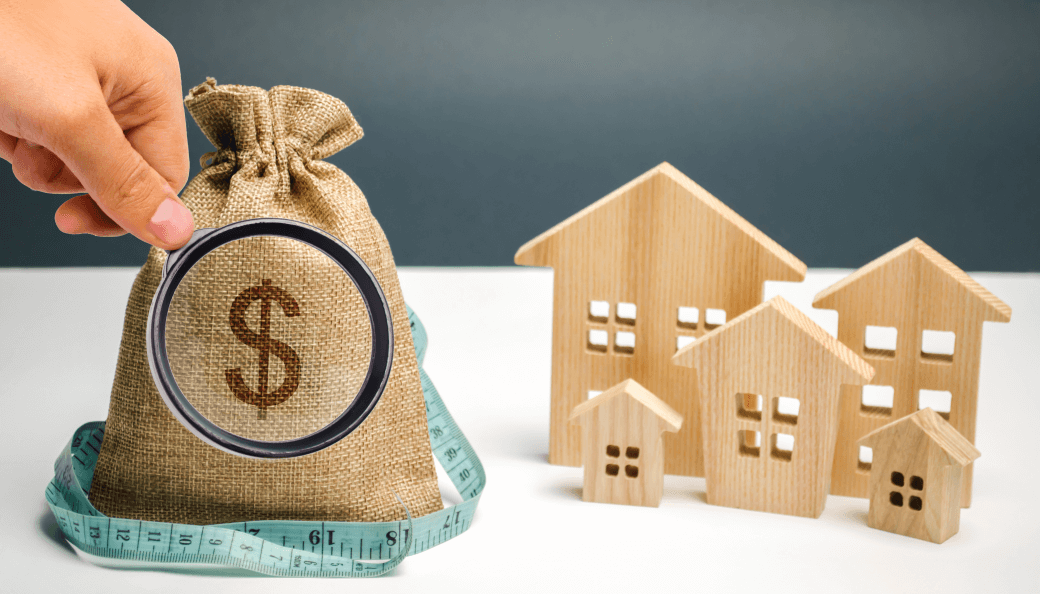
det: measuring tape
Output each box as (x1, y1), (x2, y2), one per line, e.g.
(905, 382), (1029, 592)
(45, 307), (484, 577)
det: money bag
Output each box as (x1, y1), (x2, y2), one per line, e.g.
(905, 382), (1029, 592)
(88, 79), (443, 524)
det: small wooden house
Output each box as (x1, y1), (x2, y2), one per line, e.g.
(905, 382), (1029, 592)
(569, 379), (683, 507)
(858, 408), (981, 544)
(812, 238), (1010, 507)
(515, 163), (806, 476)
(673, 297), (874, 518)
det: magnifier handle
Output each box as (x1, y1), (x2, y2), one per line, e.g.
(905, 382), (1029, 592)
(162, 228), (216, 279)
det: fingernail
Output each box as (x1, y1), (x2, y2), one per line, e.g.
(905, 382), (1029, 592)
(148, 197), (194, 247)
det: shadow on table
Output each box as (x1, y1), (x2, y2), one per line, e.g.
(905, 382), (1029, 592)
(540, 479), (583, 502)
(100, 566), (263, 578)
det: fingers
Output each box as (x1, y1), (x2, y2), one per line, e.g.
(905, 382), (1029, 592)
(54, 194), (126, 237)
(119, 54), (190, 193)
(9, 139), (85, 193)
(45, 100), (194, 250)
(0, 130), (16, 162)
(125, 115), (189, 194)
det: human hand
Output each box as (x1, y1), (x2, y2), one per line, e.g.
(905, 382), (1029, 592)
(0, 0), (193, 250)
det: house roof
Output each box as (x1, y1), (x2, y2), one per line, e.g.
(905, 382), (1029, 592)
(568, 379), (683, 432)
(672, 296), (875, 383)
(812, 238), (1011, 323)
(514, 162), (806, 278)
(858, 408), (981, 467)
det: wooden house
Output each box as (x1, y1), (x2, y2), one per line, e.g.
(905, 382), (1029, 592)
(858, 408), (981, 544)
(812, 238), (1010, 507)
(569, 379), (683, 507)
(673, 297), (874, 518)
(515, 162), (806, 476)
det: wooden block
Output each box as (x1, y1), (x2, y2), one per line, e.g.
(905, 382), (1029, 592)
(673, 296), (874, 518)
(858, 408), (981, 544)
(515, 162), (806, 476)
(812, 238), (1011, 507)
(569, 379), (683, 507)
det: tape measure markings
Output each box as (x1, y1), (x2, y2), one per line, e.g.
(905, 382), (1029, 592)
(45, 307), (483, 577)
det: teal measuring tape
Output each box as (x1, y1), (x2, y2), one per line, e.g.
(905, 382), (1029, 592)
(45, 307), (484, 577)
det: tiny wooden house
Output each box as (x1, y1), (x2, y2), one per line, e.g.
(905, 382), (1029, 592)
(812, 238), (1010, 507)
(858, 408), (980, 544)
(569, 379), (682, 507)
(673, 297), (874, 518)
(515, 162), (806, 476)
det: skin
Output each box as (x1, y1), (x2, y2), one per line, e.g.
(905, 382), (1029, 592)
(0, 0), (193, 250)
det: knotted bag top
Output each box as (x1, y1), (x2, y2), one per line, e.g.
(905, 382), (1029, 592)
(185, 77), (364, 199)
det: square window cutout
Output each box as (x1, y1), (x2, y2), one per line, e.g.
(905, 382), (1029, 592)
(616, 302), (637, 325)
(704, 308), (727, 330)
(921, 330), (955, 363)
(771, 433), (794, 461)
(772, 396), (800, 424)
(589, 300), (609, 322)
(736, 393), (763, 421)
(614, 331), (635, 354)
(858, 446), (873, 472)
(919, 389), (952, 420)
(677, 306), (699, 329)
(738, 430), (761, 457)
(676, 335), (696, 351)
(864, 325), (897, 358)
(587, 329), (608, 352)
(861, 385), (894, 416)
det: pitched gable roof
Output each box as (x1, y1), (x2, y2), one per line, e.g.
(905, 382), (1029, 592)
(858, 408), (981, 467)
(514, 162), (806, 279)
(672, 296), (875, 383)
(812, 238), (1011, 322)
(568, 379), (683, 432)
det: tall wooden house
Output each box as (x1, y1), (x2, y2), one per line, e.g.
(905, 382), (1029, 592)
(673, 297), (875, 518)
(812, 238), (1010, 507)
(858, 408), (981, 544)
(569, 379), (683, 507)
(515, 163), (806, 475)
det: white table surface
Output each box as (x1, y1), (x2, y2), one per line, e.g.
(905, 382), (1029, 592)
(1, 267), (1037, 594)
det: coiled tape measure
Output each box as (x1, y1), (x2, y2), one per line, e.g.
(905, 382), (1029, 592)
(46, 307), (485, 577)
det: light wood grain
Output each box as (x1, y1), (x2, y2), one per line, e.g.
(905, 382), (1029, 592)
(515, 162), (806, 475)
(858, 408), (980, 543)
(569, 379), (682, 507)
(812, 238), (1010, 507)
(673, 297), (874, 518)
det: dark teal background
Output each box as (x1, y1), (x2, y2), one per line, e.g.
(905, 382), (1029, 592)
(2, 1), (1038, 270)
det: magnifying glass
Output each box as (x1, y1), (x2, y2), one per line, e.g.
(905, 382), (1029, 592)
(146, 218), (394, 459)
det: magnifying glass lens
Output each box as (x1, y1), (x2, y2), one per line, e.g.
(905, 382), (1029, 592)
(164, 235), (373, 443)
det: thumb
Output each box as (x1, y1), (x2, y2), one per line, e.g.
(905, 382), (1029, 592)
(47, 102), (194, 250)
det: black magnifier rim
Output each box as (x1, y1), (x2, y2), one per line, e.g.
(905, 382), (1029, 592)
(148, 218), (394, 459)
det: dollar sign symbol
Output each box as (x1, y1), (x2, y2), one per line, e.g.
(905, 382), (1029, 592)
(225, 279), (302, 411)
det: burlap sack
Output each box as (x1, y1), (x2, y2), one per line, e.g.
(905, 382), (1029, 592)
(89, 78), (442, 524)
